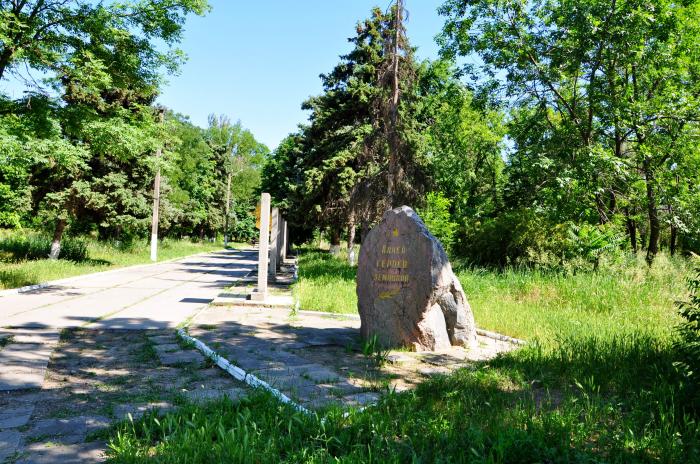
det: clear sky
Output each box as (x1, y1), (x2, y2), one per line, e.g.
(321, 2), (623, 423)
(157, 1), (446, 150)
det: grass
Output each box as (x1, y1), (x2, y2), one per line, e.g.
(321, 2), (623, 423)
(292, 248), (358, 314)
(292, 248), (691, 345)
(105, 337), (699, 463)
(0, 229), (247, 289)
(103, 247), (700, 463)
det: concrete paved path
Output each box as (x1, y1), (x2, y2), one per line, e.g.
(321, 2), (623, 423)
(0, 248), (257, 330)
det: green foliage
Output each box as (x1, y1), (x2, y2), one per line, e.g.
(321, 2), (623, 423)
(566, 223), (625, 268)
(228, 203), (258, 243)
(439, 0), (700, 265)
(0, 234), (88, 262)
(458, 210), (567, 268)
(418, 191), (457, 255)
(675, 265), (700, 409)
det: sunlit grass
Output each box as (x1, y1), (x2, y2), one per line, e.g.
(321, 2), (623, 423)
(293, 248), (691, 345)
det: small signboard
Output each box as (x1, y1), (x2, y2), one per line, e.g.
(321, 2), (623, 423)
(255, 204), (270, 230)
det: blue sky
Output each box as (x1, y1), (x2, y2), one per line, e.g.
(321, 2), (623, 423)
(157, 1), (446, 150)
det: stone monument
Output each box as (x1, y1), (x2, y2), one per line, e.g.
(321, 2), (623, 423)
(249, 193), (270, 301)
(357, 206), (477, 351)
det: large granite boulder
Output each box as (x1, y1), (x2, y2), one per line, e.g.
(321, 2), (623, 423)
(357, 206), (477, 351)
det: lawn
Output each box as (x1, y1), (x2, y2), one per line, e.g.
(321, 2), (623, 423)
(0, 230), (245, 290)
(292, 248), (689, 344)
(104, 248), (700, 463)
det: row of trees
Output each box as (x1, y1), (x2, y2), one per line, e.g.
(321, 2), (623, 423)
(263, 0), (700, 267)
(0, 1), (266, 257)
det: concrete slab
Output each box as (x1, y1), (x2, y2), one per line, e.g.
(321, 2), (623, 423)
(113, 402), (173, 420)
(0, 403), (35, 428)
(0, 430), (21, 462)
(17, 441), (106, 464)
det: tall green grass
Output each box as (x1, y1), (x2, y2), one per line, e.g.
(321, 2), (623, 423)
(293, 248), (690, 344)
(458, 253), (690, 343)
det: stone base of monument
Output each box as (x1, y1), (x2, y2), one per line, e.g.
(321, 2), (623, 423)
(357, 206), (478, 352)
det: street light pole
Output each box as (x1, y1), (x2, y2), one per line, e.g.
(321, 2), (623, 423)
(150, 107), (165, 262)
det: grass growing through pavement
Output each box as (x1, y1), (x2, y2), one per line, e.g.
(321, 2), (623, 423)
(104, 248), (699, 463)
(0, 230), (245, 289)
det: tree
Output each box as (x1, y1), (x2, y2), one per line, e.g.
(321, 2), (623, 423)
(0, 0), (209, 83)
(440, 0), (700, 264)
(205, 115), (268, 242)
(264, 6), (428, 256)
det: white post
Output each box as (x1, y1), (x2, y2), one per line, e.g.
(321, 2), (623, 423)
(250, 193), (271, 301)
(280, 218), (287, 262)
(269, 207), (279, 279)
(150, 108), (165, 262)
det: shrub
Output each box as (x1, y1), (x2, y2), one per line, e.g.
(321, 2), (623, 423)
(229, 203), (257, 242)
(457, 210), (627, 270)
(457, 209), (568, 268)
(675, 265), (700, 410)
(0, 234), (88, 261)
(417, 192), (458, 255)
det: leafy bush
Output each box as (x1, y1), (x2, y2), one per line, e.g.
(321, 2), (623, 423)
(417, 192), (458, 254)
(457, 209), (627, 270)
(229, 203), (257, 242)
(675, 265), (700, 410)
(457, 209), (568, 268)
(0, 234), (88, 262)
(565, 223), (625, 269)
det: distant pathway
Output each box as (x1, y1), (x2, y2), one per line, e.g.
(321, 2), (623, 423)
(0, 248), (257, 330)
(0, 249), (257, 462)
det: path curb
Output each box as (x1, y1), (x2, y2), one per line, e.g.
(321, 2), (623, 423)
(176, 328), (310, 415)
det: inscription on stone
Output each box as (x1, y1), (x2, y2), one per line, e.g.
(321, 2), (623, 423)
(357, 206), (477, 351)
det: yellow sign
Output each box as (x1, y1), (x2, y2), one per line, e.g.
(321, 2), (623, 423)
(254, 204), (271, 230)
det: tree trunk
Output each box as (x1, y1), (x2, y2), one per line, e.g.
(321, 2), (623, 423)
(347, 212), (357, 266)
(224, 172), (232, 246)
(48, 219), (66, 260)
(360, 220), (370, 243)
(670, 222), (677, 256)
(329, 228), (341, 256)
(595, 191), (609, 224)
(386, 0), (402, 209)
(624, 208), (637, 252)
(644, 160), (660, 265)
